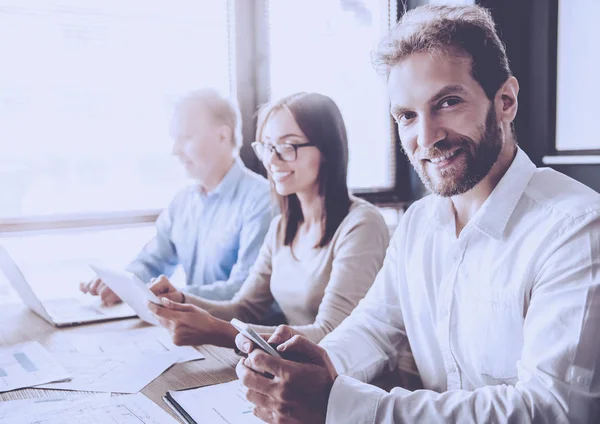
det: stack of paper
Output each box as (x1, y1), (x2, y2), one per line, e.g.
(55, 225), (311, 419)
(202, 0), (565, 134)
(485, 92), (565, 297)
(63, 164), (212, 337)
(35, 327), (205, 393)
(165, 380), (263, 423)
(0, 341), (70, 392)
(0, 393), (179, 424)
(37, 350), (179, 393)
(46, 326), (205, 364)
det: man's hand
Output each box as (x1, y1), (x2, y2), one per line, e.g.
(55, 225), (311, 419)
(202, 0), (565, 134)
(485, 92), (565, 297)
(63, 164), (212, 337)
(79, 277), (121, 306)
(236, 326), (338, 424)
(235, 325), (304, 355)
(147, 297), (235, 347)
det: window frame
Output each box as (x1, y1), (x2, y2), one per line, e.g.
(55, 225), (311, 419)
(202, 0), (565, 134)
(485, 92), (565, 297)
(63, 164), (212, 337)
(478, 0), (600, 193)
(251, 0), (412, 205)
(1, 0), (413, 235)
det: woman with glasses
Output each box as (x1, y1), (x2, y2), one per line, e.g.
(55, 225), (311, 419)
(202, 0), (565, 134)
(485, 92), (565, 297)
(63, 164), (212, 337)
(146, 92), (390, 347)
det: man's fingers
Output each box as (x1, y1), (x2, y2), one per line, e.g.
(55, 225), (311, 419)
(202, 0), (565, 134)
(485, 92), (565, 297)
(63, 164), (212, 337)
(268, 325), (296, 345)
(236, 358), (277, 397)
(235, 333), (253, 354)
(88, 278), (103, 295)
(235, 333), (256, 354)
(245, 350), (289, 380)
(235, 331), (270, 354)
(253, 407), (296, 424)
(98, 285), (120, 306)
(246, 389), (296, 419)
(245, 388), (271, 409)
(277, 335), (327, 366)
(253, 406), (276, 424)
(103, 291), (121, 306)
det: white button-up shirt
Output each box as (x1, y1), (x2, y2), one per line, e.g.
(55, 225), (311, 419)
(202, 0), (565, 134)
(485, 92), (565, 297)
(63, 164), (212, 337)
(321, 149), (600, 423)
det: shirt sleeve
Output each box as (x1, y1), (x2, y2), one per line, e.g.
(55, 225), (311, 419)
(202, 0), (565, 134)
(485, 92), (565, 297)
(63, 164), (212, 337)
(184, 193), (272, 301)
(325, 213), (600, 424)
(185, 216), (279, 323)
(125, 196), (180, 283)
(319, 223), (413, 382)
(249, 205), (390, 342)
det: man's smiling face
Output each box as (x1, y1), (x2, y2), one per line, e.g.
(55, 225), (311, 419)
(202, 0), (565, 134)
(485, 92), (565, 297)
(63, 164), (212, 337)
(388, 49), (504, 197)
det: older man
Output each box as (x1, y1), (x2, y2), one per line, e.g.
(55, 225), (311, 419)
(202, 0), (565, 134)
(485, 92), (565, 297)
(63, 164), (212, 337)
(81, 89), (273, 304)
(236, 5), (600, 424)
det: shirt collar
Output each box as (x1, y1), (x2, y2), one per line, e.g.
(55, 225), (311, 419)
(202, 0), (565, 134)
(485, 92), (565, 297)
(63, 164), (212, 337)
(429, 195), (454, 229)
(474, 147), (536, 239)
(196, 158), (245, 199)
(428, 147), (537, 239)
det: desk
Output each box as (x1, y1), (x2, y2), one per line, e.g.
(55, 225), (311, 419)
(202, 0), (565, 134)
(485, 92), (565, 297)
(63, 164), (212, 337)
(0, 304), (241, 421)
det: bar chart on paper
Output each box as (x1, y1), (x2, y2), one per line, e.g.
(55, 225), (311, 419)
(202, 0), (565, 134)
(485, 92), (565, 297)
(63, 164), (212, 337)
(0, 393), (179, 424)
(0, 341), (70, 392)
(38, 351), (180, 393)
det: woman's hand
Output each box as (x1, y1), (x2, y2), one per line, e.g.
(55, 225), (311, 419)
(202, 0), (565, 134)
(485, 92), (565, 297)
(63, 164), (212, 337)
(148, 298), (236, 347)
(148, 275), (184, 303)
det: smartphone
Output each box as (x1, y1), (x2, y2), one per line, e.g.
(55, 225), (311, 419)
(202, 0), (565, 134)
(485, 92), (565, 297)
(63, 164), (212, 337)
(230, 318), (281, 358)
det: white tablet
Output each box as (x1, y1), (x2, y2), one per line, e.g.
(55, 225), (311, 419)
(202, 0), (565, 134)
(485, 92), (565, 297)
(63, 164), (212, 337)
(90, 265), (161, 325)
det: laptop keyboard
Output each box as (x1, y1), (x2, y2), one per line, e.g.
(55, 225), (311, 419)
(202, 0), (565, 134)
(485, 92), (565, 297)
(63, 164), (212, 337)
(45, 299), (105, 322)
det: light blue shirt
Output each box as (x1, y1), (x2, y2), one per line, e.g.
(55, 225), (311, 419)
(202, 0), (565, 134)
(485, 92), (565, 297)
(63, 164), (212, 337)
(126, 158), (273, 301)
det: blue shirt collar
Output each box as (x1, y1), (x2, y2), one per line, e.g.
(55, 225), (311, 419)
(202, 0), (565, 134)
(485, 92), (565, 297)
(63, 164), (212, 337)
(196, 158), (246, 199)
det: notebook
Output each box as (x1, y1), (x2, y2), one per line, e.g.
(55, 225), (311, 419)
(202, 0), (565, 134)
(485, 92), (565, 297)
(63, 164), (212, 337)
(163, 380), (263, 424)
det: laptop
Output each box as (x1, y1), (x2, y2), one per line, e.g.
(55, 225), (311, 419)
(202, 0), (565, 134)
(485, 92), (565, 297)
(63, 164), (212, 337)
(0, 245), (136, 327)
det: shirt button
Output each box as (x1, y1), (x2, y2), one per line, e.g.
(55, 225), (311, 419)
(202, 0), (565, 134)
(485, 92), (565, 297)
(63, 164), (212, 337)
(448, 366), (457, 373)
(441, 307), (449, 317)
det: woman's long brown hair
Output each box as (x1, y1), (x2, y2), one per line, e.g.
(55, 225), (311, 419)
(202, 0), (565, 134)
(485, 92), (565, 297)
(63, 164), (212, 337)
(256, 93), (351, 248)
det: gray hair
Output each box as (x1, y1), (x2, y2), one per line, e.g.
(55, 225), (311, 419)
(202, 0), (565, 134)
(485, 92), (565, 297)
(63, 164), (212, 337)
(176, 88), (242, 149)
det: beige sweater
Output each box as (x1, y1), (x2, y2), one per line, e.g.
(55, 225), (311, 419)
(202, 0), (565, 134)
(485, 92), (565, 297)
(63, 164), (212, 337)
(188, 198), (390, 343)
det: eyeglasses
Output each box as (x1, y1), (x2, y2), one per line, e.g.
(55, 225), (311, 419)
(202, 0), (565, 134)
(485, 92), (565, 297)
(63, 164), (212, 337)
(251, 141), (316, 162)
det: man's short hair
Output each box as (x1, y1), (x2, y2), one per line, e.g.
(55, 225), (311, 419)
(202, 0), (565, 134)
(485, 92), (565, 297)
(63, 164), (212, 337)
(176, 88), (242, 149)
(372, 4), (512, 101)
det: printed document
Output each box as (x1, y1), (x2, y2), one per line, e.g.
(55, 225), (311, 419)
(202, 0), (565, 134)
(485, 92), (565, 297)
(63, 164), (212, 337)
(0, 393), (179, 424)
(0, 341), (70, 392)
(165, 380), (263, 423)
(37, 350), (179, 393)
(46, 326), (205, 363)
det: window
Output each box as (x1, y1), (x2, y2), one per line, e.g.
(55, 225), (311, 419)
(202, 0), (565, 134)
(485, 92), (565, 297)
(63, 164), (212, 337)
(423, 0), (474, 4)
(555, 0), (600, 152)
(0, 0), (232, 220)
(268, 0), (397, 191)
(0, 226), (154, 305)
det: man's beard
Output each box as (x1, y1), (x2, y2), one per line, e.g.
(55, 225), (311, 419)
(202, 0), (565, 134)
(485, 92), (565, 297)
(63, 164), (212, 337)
(408, 105), (503, 197)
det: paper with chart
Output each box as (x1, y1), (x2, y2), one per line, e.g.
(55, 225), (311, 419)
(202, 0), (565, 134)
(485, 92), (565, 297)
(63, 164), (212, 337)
(0, 393), (179, 424)
(37, 350), (179, 393)
(0, 341), (70, 392)
(46, 326), (205, 363)
(167, 380), (262, 423)
(0, 394), (107, 423)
